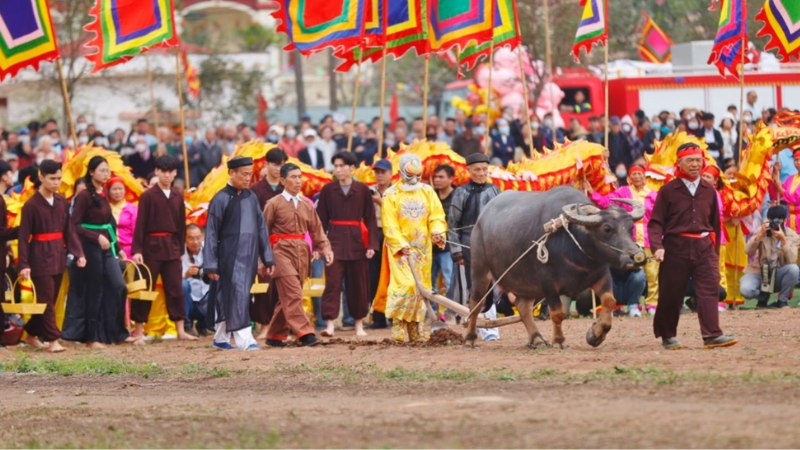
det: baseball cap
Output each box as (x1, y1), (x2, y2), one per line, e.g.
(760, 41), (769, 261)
(373, 159), (392, 172)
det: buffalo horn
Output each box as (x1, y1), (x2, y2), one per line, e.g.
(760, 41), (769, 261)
(610, 198), (645, 221)
(562, 203), (603, 227)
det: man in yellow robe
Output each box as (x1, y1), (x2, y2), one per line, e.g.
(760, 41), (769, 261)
(381, 155), (447, 343)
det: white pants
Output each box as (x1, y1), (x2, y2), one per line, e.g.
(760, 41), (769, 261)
(213, 321), (256, 350)
(478, 303), (500, 341)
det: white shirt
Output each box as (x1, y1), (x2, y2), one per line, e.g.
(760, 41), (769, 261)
(161, 188), (171, 199)
(681, 177), (699, 196)
(281, 190), (302, 209)
(704, 127), (716, 144)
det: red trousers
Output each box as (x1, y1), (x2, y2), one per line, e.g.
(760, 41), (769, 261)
(267, 275), (314, 340)
(322, 258), (369, 321)
(130, 258), (185, 323)
(24, 274), (64, 341)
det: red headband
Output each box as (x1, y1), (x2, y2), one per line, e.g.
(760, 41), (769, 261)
(702, 165), (721, 178)
(677, 145), (703, 160)
(628, 166), (645, 175)
(106, 176), (125, 189)
(793, 148), (800, 159)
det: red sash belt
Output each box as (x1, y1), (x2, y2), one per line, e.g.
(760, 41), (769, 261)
(331, 220), (369, 248)
(30, 232), (63, 242)
(149, 232), (171, 237)
(679, 232), (716, 246)
(270, 233), (305, 246)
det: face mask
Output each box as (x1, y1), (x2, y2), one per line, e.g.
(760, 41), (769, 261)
(474, 126), (486, 136)
(531, 122), (540, 130)
(499, 126), (510, 135)
(615, 167), (627, 178)
(543, 119), (553, 128)
(267, 135), (279, 143)
(743, 114), (753, 123)
(78, 136), (89, 145)
(666, 120), (675, 129)
(384, 139), (395, 147)
(688, 121), (699, 130)
(135, 144), (148, 152)
(286, 130), (297, 139)
(76, 123), (88, 131)
(621, 124), (632, 133)
(94, 137), (108, 148)
(185, 137), (193, 145)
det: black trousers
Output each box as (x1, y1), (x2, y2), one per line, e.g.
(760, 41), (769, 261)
(24, 274), (63, 341)
(62, 241), (129, 344)
(322, 259), (369, 321)
(131, 258), (185, 323)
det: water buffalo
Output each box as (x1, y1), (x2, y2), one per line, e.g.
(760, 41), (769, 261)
(465, 186), (646, 348)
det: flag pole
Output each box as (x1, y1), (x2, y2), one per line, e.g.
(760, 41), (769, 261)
(733, 34), (747, 311)
(146, 54), (161, 144)
(603, 42), (610, 149)
(175, 52), (191, 188)
(422, 56), (430, 135)
(346, 60), (362, 152)
(378, 46), (388, 155)
(484, 41), (495, 155)
(55, 58), (78, 150)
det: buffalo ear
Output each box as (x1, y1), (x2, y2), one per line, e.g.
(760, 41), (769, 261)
(562, 203), (603, 227)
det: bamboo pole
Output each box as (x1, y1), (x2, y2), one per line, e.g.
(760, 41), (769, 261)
(733, 35), (746, 311)
(55, 58), (78, 149)
(603, 43), (610, 149)
(145, 54), (160, 144)
(175, 53), (190, 188)
(378, 46), (389, 156)
(484, 41), (495, 155)
(346, 61), (362, 152)
(422, 56), (430, 136)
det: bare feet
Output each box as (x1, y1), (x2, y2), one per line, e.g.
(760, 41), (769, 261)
(132, 336), (146, 346)
(24, 336), (46, 349)
(177, 332), (198, 341)
(321, 321), (335, 338)
(254, 324), (269, 341)
(47, 341), (66, 353)
(355, 320), (368, 338)
(86, 342), (106, 349)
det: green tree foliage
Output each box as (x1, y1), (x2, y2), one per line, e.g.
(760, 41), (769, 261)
(236, 23), (282, 52)
(197, 55), (265, 122)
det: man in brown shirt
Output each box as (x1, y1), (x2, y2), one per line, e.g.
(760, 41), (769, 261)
(131, 155), (196, 341)
(18, 160), (85, 352)
(264, 163), (333, 347)
(250, 148), (287, 338)
(317, 151), (379, 338)
(648, 143), (736, 350)
(0, 160), (19, 346)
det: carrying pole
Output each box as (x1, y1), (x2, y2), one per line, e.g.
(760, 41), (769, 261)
(175, 53), (191, 188)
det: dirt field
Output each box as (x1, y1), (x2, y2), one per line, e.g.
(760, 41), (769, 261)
(2, 308), (800, 448)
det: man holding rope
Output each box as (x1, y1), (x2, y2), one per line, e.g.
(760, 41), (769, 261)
(448, 153), (500, 340)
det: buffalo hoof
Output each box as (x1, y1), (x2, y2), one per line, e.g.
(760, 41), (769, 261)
(528, 333), (551, 349)
(586, 326), (608, 348)
(464, 333), (478, 348)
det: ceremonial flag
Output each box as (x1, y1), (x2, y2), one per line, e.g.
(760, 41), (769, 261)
(272, 0), (367, 56)
(458, 0), (521, 71)
(84, 0), (180, 73)
(0, 0), (60, 81)
(427, 0), (494, 53)
(707, 0), (749, 77)
(638, 12), (672, 63)
(334, 0), (429, 72)
(755, 0), (800, 61)
(182, 51), (200, 101)
(571, 0), (608, 62)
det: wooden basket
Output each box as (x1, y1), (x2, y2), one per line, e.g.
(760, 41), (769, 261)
(1, 278), (46, 315)
(123, 261), (147, 293)
(4, 274), (12, 302)
(303, 278), (325, 298)
(250, 282), (270, 294)
(128, 263), (158, 301)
